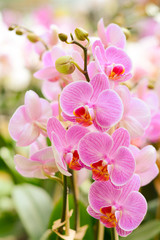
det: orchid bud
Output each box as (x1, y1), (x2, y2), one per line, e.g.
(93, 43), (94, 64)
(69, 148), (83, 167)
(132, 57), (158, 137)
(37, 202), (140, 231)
(58, 33), (68, 42)
(27, 33), (39, 43)
(122, 27), (131, 39)
(75, 27), (89, 41)
(8, 24), (17, 31)
(55, 56), (75, 74)
(15, 28), (24, 35)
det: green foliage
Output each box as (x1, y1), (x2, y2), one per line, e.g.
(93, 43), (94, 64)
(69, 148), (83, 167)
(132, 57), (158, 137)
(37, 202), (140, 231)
(120, 220), (160, 240)
(12, 184), (53, 240)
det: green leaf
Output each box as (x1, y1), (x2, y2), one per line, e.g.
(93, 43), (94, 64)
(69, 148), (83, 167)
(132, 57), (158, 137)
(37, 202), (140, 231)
(121, 220), (160, 240)
(12, 183), (53, 240)
(48, 194), (95, 240)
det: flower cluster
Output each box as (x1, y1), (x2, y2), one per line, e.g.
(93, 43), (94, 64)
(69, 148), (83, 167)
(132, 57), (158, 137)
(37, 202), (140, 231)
(9, 18), (159, 237)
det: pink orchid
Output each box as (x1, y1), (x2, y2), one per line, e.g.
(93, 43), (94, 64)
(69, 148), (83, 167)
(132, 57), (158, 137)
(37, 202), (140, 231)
(8, 90), (52, 146)
(60, 73), (123, 131)
(14, 147), (58, 179)
(116, 85), (151, 138)
(79, 128), (135, 186)
(129, 145), (158, 186)
(136, 79), (159, 114)
(87, 175), (147, 237)
(145, 112), (160, 142)
(47, 117), (89, 175)
(97, 19), (126, 49)
(91, 40), (132, 83)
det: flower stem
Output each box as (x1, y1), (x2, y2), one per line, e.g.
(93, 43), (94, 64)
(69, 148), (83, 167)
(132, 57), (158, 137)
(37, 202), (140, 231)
(97, 221), (104, 240)
(70, 170), (80, 231)
(111, 227), (119, 240)
(57, 175), (69, 239)
(67, 34), (90, 82)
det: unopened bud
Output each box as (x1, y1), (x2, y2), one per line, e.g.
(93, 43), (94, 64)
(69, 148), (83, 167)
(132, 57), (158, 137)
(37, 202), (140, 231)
(75, 27), (89, 41)
(55, 56), (75, 74)
(15, 28), (24, 35)
(58, 33), (68, 42)
(8, 24), (17, 31)
(27, 33), (39, 43)
(122, 27), (131, 40)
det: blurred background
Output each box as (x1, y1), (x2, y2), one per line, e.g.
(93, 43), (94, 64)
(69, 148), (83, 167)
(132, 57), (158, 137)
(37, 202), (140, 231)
(1, 0), (160, 240)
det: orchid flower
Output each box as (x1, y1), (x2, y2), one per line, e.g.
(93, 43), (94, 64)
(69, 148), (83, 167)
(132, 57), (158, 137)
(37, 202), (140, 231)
(91, 40), (132, 83)
(60, 73), (123, 131)
(87, 175), (147, 237)
(8, 90), (52, 146)
(47, 117), (89, 175)
(79, 128), (135, 186)
(130, 144), (159, 186)
(14, 147), (58, 179)
(97, 18), (126, 49)
(116, 85), (151, 138)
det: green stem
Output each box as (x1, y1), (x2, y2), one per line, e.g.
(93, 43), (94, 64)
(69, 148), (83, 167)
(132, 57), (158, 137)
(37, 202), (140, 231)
(70, 60), (85, 74)
(70, 170), (80, 231)
(97, 221), (104, 240)
(111, 228), (119, 240)
(67, 34), (90, 82)
(57, 175), (68, 239)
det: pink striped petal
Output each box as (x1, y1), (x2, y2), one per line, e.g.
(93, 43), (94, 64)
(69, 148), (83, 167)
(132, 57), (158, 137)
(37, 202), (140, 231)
(14, 154), (45, 179)
(42, 81), (61, 101)
(34, 67), (60, 82)
(90, 73), (109, 103)
(8, 106), (28, 141)
(51, 138), (71, 177)
(88, 61), (99, 80)
(89, 181), (121, 212)
(129, 98), (151, 128)
(110, 146), (135, 186)
(39, 99), (52, 123)
(42, 51), (54, 67)
(47, 117), (67, 146)
(25, 90), (41, 120)
(118, 174), (141, 204)
(119, 191), (147, 231)
(66, 125), (89, 148)
(116, 225), (132, 237)
(95, 89), (123, 128)
(123, 116), (144, 138)
(17, 123), (40, 146)
(79, 132), (113, 166)
(110, 128), (130, 156)
(134, 145), (158, 186)
(105, 23), (126, 49)
(92, 40), (106, 59)
(97, 18), (108, 47)
(60, 81), (93, 115)
(87, 206), (101, 219)
(139, 165), (159, 186)
(105, 47), (132, 73)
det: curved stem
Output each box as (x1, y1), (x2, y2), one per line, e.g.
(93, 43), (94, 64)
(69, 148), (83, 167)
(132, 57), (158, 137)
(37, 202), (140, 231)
(70, 60), (85, 74)
(67, 34), (90, 82)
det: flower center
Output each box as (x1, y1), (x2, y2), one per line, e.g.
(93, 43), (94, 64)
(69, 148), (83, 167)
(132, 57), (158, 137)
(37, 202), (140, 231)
(73, 106), (92, 127)
(109, 64), (125, 80)
(100, 206), (117, 228)
(90, 160), (109, 181)
(69, 150), (83, 170)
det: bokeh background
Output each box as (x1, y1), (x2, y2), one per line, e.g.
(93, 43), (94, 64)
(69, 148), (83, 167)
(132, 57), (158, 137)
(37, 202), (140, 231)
(1, 0), (160, 240)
